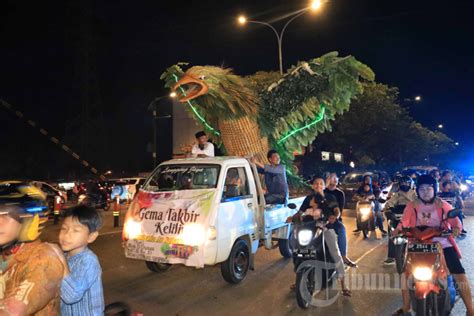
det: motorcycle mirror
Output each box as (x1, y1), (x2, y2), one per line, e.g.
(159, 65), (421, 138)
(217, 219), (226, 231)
(447, 209), (462, 219)
(287, 203), (297, 210)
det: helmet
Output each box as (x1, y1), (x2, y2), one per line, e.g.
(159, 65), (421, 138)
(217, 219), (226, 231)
(399, 176), (414, 192)
(415, 175), (438, 200)
(0, 181), (49, 243)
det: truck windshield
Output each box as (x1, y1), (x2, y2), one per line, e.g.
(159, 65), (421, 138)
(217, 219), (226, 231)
(143, 165), (220, 192)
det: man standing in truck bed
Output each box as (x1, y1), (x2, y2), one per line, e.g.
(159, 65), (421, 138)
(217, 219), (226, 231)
(252, 149), (288, 205)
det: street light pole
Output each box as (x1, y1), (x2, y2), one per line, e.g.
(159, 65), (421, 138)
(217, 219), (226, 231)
(148, 93), (175, 167)
(238, 1), (323, 75)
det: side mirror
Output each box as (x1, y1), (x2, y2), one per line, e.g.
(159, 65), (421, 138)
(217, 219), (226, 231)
(447, 209), (462, 219)
(287, 203), (297, 210)
(382, 191), (388, 194)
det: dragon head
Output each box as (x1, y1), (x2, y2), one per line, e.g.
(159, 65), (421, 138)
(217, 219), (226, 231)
(172, 66), (258, 118)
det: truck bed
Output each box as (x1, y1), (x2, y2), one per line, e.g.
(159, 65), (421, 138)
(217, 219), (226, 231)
(263, 196), (306, 231)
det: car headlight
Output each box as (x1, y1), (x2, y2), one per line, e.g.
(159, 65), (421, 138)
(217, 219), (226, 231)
(359, 207), (371, 216)
(182, 224), (206, 246)
(460, 184), (468, 192)
(298, 230), (313, 246)
(124, 219), (142, 240)
(413, 267), (432, 281)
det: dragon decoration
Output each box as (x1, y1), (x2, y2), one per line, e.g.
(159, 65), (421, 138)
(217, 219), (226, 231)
(161, 52), (374, 184)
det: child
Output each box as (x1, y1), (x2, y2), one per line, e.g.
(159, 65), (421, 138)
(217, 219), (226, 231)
(0, 193), (64, 315)
(58, 205), (104, 316)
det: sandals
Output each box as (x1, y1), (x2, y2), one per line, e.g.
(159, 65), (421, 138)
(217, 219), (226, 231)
(344, 259), (358, 268)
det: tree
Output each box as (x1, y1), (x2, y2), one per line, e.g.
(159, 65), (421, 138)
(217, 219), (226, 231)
(309, 83), (454, 172)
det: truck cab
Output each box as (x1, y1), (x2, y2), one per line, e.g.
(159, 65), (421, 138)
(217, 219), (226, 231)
(123, 157), (304, 283)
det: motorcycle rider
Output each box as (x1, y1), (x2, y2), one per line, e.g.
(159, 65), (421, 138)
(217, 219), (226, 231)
(0, 190), (64, 315)
(392, 175), (473, 316)
(439, 180), (466, 236)
(382, 176), (417, 265)
(290, 193), (352, 296)
(299, 176), (357, 267)
(352, 182), (375, 233)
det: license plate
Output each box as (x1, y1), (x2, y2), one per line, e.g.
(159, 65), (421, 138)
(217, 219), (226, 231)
(408, 243), (438, 253)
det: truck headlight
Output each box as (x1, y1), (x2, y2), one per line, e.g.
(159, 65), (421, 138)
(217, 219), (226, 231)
(413, 267), (432, 281)
(182, 224), (205, 246)
(298, 230), (313, 246)
(124, 219), (142, 240)
(359, 207), (371, 217)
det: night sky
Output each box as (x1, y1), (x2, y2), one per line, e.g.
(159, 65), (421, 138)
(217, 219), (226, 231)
(2, 0), (474, 179)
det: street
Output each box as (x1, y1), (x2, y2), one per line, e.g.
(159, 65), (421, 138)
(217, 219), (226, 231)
(42, 201), (474, 316)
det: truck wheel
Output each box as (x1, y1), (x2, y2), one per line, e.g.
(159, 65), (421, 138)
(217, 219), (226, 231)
(221, 239), (250, 284)
(278, 232), (293, 258)
(145, 261), (171, 273)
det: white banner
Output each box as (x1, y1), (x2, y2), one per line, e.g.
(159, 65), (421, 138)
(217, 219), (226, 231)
(125, 189), (216, 268)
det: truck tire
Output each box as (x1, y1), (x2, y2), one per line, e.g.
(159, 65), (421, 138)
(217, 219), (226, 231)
(145, 261), (171, 273)
(221, 239), (250, 284)
(278, 232), (293, 258)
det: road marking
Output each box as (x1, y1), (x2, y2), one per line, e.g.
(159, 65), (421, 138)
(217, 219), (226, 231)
(345, 239), (386, 271)
(100, 230), (123, 236)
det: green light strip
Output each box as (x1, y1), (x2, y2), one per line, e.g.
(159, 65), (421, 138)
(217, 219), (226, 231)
(277, 105), (326, 144)
(172, 74), (220, 136)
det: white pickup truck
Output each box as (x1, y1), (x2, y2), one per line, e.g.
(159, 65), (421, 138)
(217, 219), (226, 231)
(122, 157), (304, 283)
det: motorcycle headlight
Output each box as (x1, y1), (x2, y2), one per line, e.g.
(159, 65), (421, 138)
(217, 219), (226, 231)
(298, 230), (313, 246)
(460, 184), (468, 192)
(413, 267), (432, 281)
(359, 207), (371, 216)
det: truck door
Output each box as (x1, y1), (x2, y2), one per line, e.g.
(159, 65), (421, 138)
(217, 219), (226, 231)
(216, 166), (258, 261)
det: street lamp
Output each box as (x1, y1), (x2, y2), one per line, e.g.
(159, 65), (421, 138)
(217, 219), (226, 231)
(149, 93), (176, 167)
(238, 0), (324, 74)
(438, 124), (443, 129)
(414, 95), (421, 101)
(455, 142), (459, 146)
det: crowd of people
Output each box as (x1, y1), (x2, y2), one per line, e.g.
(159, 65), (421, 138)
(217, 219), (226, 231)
(1, 130), (472, 315)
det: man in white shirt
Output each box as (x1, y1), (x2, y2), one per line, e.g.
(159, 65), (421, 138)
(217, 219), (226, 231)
(191, 131), (214, 158)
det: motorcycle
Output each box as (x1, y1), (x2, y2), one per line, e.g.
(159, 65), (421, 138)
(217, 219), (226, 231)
(393, 209), (461, 315)
(355, 200), (376, 239)
(385, 205), (407, 274)
(291, 209), (337, 309)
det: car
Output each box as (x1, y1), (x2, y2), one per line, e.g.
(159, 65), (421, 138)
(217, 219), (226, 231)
(30, 181), (68, 204)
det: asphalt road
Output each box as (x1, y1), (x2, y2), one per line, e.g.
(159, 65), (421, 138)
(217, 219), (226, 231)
(42, 202), (474, 316)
